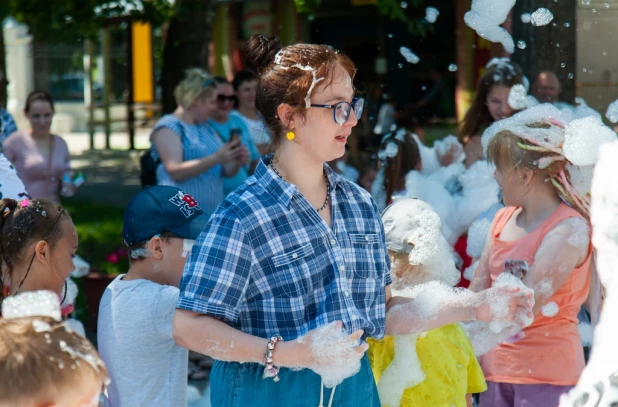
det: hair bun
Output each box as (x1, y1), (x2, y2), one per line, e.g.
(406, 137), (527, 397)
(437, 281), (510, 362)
(244, 34), (283, 74)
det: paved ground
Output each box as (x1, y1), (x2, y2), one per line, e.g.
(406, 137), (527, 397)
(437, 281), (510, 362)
(66, 130), (151, 207)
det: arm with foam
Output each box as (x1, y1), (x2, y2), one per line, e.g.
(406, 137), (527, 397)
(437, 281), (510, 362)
(523, 217), (590, 316)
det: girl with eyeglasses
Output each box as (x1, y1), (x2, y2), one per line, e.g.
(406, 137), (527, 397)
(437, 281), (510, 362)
(208, 76), (260, 196)
(171, 35), (532, 407)
(150, 68), (249, 218)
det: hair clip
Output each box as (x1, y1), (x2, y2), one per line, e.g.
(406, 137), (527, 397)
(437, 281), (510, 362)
(19, 199), (30, 208)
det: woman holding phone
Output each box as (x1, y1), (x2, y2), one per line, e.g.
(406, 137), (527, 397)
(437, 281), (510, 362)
(151, 68), (248, 217)
(208, 77), (260, 196)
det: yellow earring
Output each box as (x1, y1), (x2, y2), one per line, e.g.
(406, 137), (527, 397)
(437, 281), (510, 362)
(286, 131), (295, 141)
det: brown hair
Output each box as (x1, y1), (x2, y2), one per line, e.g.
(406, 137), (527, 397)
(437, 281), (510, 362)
(244, 34), (357, 149)
(459, 60), (525, 141)
(486, 125), (587, 216)
(0, 198), (70, 298)
(380, 132), (421, 203)
(0, 316), (108, 405)
(24, 91), (55, 114)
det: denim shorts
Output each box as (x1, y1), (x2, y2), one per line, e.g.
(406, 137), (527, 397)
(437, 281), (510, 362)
(210, 354), (380, 407)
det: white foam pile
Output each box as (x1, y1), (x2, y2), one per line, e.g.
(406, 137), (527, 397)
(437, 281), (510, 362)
(399, 47), (420, 64)
(2, 291), (62, 322)
(377, 333), (424, 407)
(508, 84), (528, 110)
(578, 322), (594, 347)
(467, 203), (503, 259)
(530, 8), (554, 26)
(425, 7), (440, 23)
(304, 322), (363, 388)
(606, 99), (618, 123)
(541, 301), (559, 317)
(464, 0), (516, 53)
(560, 141), (618, 405)
(487, 273), (534, 334)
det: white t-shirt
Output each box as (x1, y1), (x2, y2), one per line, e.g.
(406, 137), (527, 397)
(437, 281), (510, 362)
(97, 275), (188, 407)
(232, 110), (271, 145)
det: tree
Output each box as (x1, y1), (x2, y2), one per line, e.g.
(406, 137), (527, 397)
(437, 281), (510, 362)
(160, 0), (215, 113)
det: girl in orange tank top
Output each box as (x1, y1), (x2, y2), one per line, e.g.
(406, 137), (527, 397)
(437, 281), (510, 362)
(468, 104), (604, 407)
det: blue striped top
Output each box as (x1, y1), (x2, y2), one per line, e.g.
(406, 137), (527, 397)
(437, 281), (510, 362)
(151, 115), (224, 217)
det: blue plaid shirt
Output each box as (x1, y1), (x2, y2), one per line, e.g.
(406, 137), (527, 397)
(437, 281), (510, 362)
(178, 154), (391, 341)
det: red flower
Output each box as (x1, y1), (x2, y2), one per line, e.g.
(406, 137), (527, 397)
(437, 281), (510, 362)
(105, 253), (119, 264)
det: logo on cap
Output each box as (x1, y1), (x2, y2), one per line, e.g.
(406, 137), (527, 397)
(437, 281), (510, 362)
(169, 191), (199, 218)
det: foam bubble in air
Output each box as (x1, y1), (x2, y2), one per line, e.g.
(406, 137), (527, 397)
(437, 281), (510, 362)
(530, 8), (554, 26)
(425, 7), (440, 23)
(521, 13), (531, 23)
(508, 84), (528, 110)
(464, 0), (516, 53)
(399, 47), (420, 64)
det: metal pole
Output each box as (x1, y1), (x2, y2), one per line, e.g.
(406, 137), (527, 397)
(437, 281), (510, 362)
(126, 23), (135, 150)
(102, 27), (112, 149)
(84, 38), (96, 149)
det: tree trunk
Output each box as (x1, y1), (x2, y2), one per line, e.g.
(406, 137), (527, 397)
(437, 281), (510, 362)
(161, 0), (216, 114)
(512, 0), (577, 103)
(455, 0), (473, 124)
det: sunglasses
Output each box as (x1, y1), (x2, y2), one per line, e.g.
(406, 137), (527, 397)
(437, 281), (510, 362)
(217, 94), (238, 104)
(309, 97), (364, 125)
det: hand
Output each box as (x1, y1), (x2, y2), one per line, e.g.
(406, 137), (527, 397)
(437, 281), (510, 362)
(281, 322), (367, 370)
(234, 146), (250, 166)
(436, 141), (464, 167)
(474, 286), (535, 328)
(216, 140), (242, 164)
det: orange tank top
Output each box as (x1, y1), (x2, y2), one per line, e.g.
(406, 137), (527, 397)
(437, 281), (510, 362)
(481, 203), (591, 386)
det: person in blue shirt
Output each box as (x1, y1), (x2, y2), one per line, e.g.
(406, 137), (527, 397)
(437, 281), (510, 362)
(208, 77), (260, 196)
(171, 35), (533, 407)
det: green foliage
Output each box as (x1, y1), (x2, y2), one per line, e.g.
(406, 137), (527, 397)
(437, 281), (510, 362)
(62, 198), (127, 276)
(293, 0), (323, 16)
(376, 0), (432, 37)
(7, 0), (173, 40)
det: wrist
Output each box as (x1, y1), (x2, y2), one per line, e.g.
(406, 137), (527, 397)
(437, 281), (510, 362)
(272, 339), (301, 368)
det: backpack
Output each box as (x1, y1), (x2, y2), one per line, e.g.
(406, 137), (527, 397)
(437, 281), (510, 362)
(139, 148), (160, 188)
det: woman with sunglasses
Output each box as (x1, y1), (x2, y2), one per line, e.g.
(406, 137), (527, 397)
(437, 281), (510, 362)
(0, 198), (76, 306)
(208, 77), (260, 196)
(151, 69), (249, 217)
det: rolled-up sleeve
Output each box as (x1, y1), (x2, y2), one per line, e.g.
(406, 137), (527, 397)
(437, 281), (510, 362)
(177, 210), (253, 322)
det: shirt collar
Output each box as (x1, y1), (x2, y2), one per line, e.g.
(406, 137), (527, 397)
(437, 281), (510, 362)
(254, 154), (351, 208)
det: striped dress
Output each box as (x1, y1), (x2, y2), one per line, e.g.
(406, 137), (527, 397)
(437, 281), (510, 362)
(151, 115), (224, 217)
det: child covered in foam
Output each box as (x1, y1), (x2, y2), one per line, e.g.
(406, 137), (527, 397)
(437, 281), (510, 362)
(368, 199), (534, 407)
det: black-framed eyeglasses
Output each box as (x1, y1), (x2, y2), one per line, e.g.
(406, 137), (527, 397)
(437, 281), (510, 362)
(309, 97), (364, 126)
(216, 94), (238, 104)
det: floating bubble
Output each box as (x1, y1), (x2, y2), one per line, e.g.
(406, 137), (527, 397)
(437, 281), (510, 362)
(388, 33), (394, 38)
(561, 62), (566, 68)
(531, 8), (554, 26)
(401, 1), (408, 8)
(521, 13), (531, 23)
(582, 0), (591, 4)
(398, 63), (403, 68)
(448, 64), (458, 72)
(517, 40), (526, 49)
(605, 99), (618, 123)
(399, 47), (420, 64)
(564, 22), (571, 28)
(425, 7), (440, 23)
(568, 73), (574, 79)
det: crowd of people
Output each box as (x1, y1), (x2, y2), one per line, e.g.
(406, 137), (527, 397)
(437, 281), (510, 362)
(0, 27), (616, 407)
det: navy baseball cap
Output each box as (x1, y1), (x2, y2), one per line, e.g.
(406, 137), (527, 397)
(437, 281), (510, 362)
(122, 186), (210, 246)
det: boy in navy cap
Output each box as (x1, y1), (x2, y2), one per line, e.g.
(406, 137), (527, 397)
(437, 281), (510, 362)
(97, 186), (209, 406)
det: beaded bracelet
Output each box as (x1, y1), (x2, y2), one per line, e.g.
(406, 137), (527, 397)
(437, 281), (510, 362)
(262, 335), (284, 382)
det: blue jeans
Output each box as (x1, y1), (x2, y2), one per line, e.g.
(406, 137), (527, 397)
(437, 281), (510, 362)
(210, 354), (380, 407)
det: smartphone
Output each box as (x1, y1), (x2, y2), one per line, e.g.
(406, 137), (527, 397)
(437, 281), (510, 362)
(229, 128), (242, 146)
(504, 259), (529, 280)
